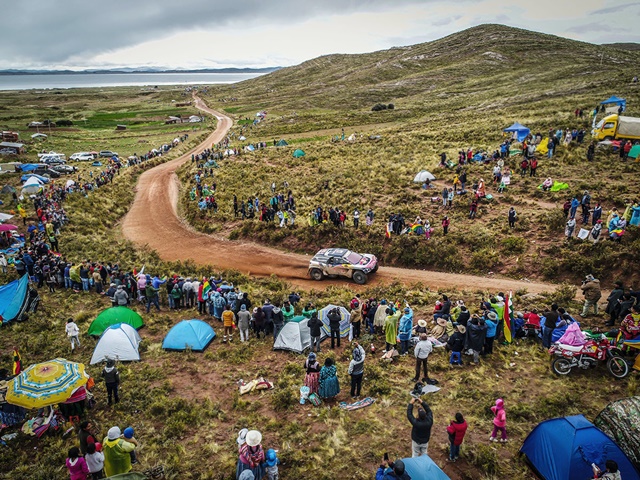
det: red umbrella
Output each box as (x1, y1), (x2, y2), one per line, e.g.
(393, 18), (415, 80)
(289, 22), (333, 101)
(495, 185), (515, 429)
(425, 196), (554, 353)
(0, 224), (18, 232)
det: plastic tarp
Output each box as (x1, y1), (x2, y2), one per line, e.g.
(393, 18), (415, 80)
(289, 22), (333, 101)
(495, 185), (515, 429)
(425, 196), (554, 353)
(402, 455), (450, 480)
(0, 275), (29, 323)
(617, 116), (640, 138)
(538, 181), (569, 192)
(88, 307), (144, 336)
(319, 305), (351, 337)
(601, 96), (626, 110)
(413, 170), (436, 183)
(293, 149), (305, 158)
(273, 318), (327, 354)
(15, 164), (42, 172)
(504, 122), (531, 142)
(162, 319), (216, 352)
(594, 397), (640, 470)
(629, 145), (640, 159)
(520, 415), (640, 480)
(90, 323), (141, 364)
(536, 138), (549, 155)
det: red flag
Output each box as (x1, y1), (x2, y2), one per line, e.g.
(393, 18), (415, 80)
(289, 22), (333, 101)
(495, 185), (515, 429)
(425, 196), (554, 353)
(12, 348), (21, 375)
(385, 222), (392, 238)
(503, 291), (513, 344)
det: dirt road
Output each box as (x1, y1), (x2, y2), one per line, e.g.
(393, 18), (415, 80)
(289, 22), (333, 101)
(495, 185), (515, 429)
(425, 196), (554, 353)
(121, 96), (559, 294)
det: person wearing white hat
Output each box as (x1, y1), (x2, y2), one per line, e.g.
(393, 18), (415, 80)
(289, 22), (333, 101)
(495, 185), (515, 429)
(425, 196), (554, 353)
(238, 430), (265, 479)
(235, 429), (249, 479)
(102, 426), (136, 477)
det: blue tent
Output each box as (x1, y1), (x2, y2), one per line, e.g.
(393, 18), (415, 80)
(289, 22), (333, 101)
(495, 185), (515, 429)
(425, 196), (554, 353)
(503, 122), (531, 142)
(601, 95), (626, 111)
(520, 415), (640, 480)
(162, 319), (216, 352)
(0, 275), (38, 323)
(402, 455), (450, 480)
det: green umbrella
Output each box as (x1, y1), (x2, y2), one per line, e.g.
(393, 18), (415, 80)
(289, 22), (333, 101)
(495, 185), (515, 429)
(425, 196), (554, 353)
(88, 307), (144, 336)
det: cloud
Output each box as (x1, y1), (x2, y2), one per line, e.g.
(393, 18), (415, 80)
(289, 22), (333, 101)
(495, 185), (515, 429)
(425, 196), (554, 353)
(591, 1), (640, 15)
(431, 15), (463, 27)
(566, 23), (615, 33)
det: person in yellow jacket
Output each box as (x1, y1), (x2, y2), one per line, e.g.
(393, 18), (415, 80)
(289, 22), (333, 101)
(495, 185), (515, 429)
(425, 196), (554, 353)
(103, 426), (136, 477)
(222, 304), (236, 343)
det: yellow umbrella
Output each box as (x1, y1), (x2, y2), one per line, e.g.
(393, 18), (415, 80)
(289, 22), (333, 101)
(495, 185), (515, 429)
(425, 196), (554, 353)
(5, 358), (89, 409)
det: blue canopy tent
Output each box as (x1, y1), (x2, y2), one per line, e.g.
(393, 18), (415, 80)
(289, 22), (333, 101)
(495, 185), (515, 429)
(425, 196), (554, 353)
(162, 319), (216, 352)
(520, 415), (640, 480)
(503, 122), (531, 142)
(0, 275), (39, 323)
(601, 96), (626, 111)
(402, 455), (450, 480)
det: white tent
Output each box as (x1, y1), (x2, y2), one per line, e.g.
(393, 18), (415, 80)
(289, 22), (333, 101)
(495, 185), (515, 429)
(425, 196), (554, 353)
(224, 149), (235, 156)
(347, 134), (356, 142)
(413, 170), (436, 183)
(90, 323), (141, 364)
(273, 319), (327, 354)
(21, 176), (44, 195)
(239, 136), (246, 141)
(0, 212), (14, 222)
(65, 179), (75, 189)
(31, 133), (47, 139)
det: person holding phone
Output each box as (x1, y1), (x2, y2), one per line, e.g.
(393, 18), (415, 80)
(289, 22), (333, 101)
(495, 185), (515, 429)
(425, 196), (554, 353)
(375, 456), (411, 480)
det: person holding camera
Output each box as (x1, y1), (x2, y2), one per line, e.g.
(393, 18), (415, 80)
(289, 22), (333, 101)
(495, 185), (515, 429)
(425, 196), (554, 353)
(407, 398), (433, 457)
(375, 457), (411, 480)
(328, 307), (342, 349)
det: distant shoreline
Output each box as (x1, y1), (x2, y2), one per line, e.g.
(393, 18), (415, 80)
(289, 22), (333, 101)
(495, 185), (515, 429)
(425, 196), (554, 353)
(0, 67), (279, 76)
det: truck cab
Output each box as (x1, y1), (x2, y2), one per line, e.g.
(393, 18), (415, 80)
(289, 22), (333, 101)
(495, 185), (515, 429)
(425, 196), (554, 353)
(592, 114), (640, 141)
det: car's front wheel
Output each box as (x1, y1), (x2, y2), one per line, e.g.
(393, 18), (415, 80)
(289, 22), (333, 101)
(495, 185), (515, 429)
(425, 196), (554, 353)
(352, 271), (367, 285)
(309, 268), (323, 281)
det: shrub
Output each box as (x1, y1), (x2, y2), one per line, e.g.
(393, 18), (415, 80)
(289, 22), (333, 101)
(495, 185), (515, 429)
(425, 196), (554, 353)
(501, 236), (528, 254)
(387, 103), (395, 110)
(371, 103), (388, 112)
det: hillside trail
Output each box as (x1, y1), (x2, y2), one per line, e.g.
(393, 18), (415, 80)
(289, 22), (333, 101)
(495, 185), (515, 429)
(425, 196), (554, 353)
(121, 95), (562, 295)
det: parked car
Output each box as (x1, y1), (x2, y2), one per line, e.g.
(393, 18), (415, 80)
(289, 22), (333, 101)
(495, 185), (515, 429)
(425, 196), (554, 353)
(50, 164), (77, 174)
(40, 155), (66, 165)
(32, 166), (61, 178)
(99, 150), (118, 158)
(308, 248), (378, 285)
(70, 152), (95, 162)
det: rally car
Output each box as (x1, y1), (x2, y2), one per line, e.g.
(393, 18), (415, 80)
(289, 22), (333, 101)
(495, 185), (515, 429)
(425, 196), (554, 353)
(308, 248), (378, 285)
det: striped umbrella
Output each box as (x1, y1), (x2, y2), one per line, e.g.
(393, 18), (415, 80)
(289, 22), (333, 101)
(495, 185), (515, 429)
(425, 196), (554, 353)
(319, 304), (351, 338)
(5, 358), (89, 409)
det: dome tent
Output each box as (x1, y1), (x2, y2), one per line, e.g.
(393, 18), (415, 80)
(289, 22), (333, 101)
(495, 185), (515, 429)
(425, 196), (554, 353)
(162, 319), (216, 352)
(90, 323), (142, 364)
(594, 397), (640, 470)
(0, 274), (39, 324)
(292, 149), (305, 158)
(520, 415), (639, 480)
(273, 318), (327, 354)
(401, 455), (450, 480)
(88, 306), (144, 337)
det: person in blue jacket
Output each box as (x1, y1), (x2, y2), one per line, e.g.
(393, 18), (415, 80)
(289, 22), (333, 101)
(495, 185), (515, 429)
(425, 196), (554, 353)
(398, 307), (414, 355)
(211, 291), (226, 320)
(483, 311), (498, 355)
(570, 196), (580, 219)
(376, 458), (411, 480)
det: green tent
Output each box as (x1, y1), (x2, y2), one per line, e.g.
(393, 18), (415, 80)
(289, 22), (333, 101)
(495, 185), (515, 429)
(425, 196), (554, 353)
(276, 139), (288, 146)
(292, 149), (305, 158)
(287, 315), (306, 323)
(629, 145), (640, 159)
(88, 307), (144, 336)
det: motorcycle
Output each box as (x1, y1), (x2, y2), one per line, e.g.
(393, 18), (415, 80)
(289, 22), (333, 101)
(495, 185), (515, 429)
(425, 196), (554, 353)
(549, 335), (629, 379)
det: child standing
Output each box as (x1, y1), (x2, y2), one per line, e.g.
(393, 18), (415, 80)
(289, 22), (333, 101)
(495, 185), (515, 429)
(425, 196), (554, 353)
(265, 448), (280, 480)
(66, 447), (89, 480)
(446, 413), (468, 462)
(489, 398), (507, 443)
(85, 442), (105, 480)
(65, 318), (80, 352)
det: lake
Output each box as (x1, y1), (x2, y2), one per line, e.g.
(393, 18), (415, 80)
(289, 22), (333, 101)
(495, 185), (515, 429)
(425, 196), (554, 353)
(0, 72), (267, 91)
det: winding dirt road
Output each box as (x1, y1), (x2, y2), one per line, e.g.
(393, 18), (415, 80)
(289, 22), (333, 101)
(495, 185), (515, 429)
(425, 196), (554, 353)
(121, 96), (559, 294)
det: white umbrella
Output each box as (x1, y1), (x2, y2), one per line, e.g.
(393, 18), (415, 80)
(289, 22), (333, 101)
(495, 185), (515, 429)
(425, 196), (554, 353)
(413, 170), (436, 183)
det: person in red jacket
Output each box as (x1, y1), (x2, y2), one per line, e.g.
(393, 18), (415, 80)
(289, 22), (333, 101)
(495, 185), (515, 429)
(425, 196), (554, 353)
(446, 413), (468, 462)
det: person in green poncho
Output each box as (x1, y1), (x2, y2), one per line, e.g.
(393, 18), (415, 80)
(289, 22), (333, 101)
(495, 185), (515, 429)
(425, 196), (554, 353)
(383, 306), (401, 352)
(282, 300), (295, 322)
(103, 426), (137, 477)
(302, 303), (317, 319)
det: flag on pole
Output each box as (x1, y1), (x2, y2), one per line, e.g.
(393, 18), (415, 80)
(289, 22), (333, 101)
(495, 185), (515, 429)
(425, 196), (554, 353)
(12, 348), (21, 375)
(202, 279), (211, 297)
(503, 291), (513, 344)
(385, 222), (392, 238)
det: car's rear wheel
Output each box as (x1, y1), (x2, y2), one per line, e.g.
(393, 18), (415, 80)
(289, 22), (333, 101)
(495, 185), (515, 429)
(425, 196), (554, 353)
(309, 268), (323, 281)
(352, 271), (367, 285)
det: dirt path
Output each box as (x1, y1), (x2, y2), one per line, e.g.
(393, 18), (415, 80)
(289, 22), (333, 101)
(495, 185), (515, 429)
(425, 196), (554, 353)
(121, 95), (560, 294)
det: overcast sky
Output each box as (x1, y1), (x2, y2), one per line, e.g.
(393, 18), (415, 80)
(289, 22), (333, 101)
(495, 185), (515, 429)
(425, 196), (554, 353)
(2, 0), (638, 70)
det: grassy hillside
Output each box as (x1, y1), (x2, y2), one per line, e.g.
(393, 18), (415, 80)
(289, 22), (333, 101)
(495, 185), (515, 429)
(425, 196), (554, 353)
(184, 25), (640, 285)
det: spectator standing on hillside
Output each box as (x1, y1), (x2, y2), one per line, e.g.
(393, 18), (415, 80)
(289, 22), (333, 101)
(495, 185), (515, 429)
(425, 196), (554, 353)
(446, 412), (468, 462)
(442, 216), (450, 235)
(580, 274), (601, 317)
(565, 217), (576, 238)
(66, 318), (80, 352)
(366, 209), (375, 227)
(102, 360), (120, 405)
(328, 307), (342, 349)
(407, 398), (433, 456)
(508, 207), (517, 228)
(353, 209), (360, 228)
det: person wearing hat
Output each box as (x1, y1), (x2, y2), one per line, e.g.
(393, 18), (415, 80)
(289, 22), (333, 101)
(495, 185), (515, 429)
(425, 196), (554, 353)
(235, 428), (249, 479)
(238, 430), (265, 479)
(483, 312), (499, 355)
(605, 281), (625, 326)
(430, 317), (449, 344)
(303, 352), (321, 395)
(376, 457), (411, 479)
(101, 359), (120, 405)
(447, 325), (466, 366)
(580, 274), (601, 317)
(264, 448), (280, 480)
(237, 304), (251, 342)
(102, 426), (136, 477)
(398, 307), (414, 355)
(413, 319), (428, 336)
(412, 333), (433, 382)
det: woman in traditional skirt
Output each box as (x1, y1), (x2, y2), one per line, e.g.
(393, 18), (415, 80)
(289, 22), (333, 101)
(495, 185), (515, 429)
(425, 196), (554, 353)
(303, 352), (320, 394)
